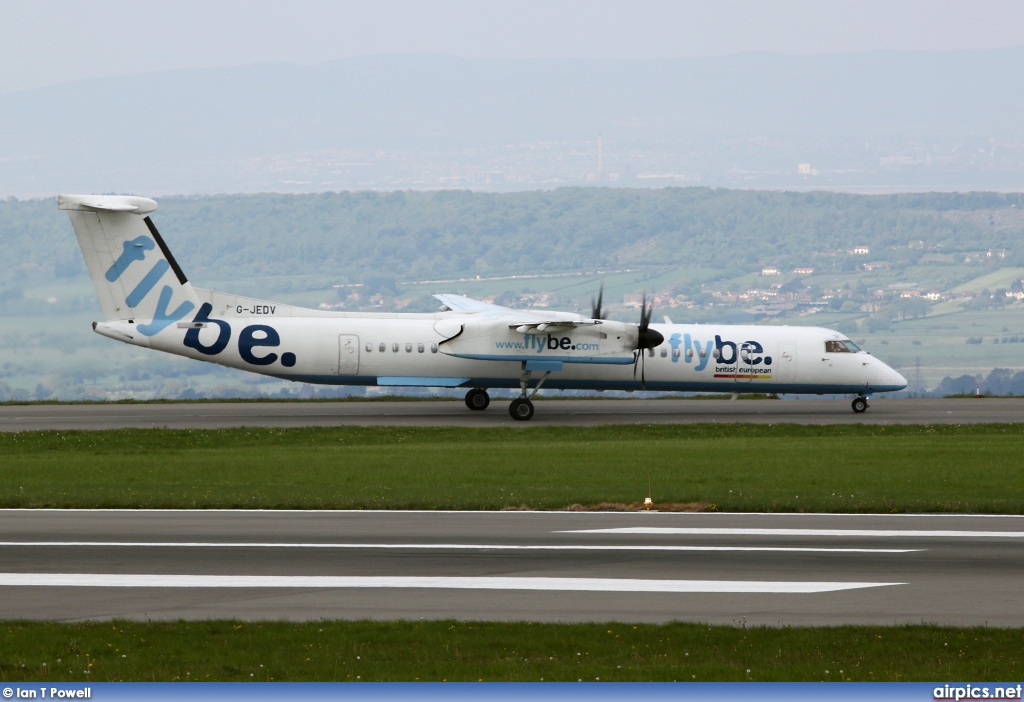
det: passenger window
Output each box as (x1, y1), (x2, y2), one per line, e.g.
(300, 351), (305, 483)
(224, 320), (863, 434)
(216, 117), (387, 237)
(660, 348), (667, 358)
(647, 348), (655, 357)
(673, 349), (681, 359)
(430, 343), (438, 353)
(392, 343), (399, 353)
(378, 343), (385, 353)
(418, 343), (424, 353)
(405, 343), (412, 353)
(365, 342), (372, 352)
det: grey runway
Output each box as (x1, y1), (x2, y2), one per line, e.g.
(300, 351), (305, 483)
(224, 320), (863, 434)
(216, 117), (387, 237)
(1, 510), (1022, 625)
(1, 397), (1022, 431)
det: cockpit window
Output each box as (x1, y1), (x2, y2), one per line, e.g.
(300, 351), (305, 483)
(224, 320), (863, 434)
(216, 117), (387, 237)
(825, 340), (860, 353)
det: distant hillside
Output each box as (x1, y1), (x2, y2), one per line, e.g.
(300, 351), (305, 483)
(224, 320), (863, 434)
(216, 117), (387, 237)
(2, 50), (1023, 195)
(4, 187), (1024, 294)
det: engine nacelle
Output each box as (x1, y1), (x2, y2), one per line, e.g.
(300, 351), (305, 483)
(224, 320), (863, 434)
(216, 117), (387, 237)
(439, 318), (637, 365)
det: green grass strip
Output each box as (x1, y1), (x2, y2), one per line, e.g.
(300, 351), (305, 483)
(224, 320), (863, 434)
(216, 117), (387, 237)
(3, 424), (1024, 512)
(1, 620), (1021, 682)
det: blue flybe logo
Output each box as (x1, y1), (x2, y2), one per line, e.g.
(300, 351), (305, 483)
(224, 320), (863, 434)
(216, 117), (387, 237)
(105, 234), (297, 368)
(667, 333), (772, 372)
(183, 303), (297, 367)
(104, 235), (194, 337)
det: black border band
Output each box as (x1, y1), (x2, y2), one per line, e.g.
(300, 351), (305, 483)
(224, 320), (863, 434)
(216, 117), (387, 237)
(144, 216), (188, 285)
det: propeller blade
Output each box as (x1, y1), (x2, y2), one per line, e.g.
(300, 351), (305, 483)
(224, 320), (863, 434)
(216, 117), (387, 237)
(632, 347), (649, 390)
(635, 292), (665, 351)
(590, 283), (604, 320)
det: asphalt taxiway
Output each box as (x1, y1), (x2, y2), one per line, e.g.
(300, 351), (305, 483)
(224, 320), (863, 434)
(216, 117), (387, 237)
(0, 397), (1021, 431)
(1, 510), (1021, 625)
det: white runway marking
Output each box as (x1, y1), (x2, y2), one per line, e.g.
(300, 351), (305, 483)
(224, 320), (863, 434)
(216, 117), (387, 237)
(560, 528), (1024, 538)
(0, 573), (902, 593)
(0, 541), (918, 554)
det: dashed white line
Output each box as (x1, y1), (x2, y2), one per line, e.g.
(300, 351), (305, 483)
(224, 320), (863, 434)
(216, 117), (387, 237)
(560, 527), (1024, 538)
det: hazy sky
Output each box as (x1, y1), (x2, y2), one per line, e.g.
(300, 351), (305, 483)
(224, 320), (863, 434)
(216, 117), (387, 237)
(2, 0), (1024, 94)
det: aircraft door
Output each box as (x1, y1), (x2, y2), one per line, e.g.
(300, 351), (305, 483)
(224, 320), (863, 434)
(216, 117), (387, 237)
(736, 342), (756, 383)
(776, 343), (797, 384)
(338, 335), (360, 375)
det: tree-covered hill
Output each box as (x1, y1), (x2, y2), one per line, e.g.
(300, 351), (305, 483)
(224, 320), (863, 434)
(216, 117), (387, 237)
(4, 188), (1023, 292)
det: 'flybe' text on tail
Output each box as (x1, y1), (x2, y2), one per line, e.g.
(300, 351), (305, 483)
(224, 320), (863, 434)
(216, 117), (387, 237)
(59, 194), (200, 336)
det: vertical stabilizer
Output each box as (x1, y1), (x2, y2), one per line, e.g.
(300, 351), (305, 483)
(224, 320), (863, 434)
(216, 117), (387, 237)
(59, 194), (200, 337)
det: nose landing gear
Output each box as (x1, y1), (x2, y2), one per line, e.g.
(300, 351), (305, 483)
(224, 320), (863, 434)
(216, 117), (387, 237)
(508, 398), (535, 421)
(508, 367), (552, 421)
(851, 396), (869, 413)
(464, 388), (490, 411)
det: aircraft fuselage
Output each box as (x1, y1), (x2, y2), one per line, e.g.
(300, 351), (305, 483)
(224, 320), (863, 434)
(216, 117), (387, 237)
(96, 312), (906, 396)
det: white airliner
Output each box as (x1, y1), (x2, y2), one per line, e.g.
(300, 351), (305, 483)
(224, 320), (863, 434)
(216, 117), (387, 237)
(61, 194), (907, 420)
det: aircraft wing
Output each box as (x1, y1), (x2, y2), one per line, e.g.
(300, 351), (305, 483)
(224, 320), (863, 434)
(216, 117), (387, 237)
(433, 294), (512, 314)
(433, 294), (599, 330)
(432, 294), (638, 365)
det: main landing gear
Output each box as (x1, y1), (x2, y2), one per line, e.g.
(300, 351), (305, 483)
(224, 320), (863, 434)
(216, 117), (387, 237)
(851, 396), (869, 413)
(464, 388), (490, 411)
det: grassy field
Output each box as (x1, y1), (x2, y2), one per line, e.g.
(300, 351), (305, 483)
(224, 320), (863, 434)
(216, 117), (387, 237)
(2, 423), (1024, 512)
(1, 620), (1021, 682)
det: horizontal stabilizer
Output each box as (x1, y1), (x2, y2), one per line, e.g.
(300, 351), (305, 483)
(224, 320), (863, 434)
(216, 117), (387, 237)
(58, 194), (158, 214)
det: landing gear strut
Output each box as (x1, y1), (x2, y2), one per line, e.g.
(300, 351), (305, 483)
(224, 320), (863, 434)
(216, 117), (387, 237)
(464, 388), (490, 411)
(508, 367), (551, 421)
(851, 396), (869, 413)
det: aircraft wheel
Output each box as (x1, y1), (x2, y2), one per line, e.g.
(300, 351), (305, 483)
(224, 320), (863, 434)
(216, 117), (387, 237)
(465, 388), (490, 411)
(851, 396), (868, 413)
(509, 398), (535, 421)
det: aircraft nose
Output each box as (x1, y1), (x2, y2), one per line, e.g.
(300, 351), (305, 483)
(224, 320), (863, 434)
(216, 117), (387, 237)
(889, 367), (908, 389)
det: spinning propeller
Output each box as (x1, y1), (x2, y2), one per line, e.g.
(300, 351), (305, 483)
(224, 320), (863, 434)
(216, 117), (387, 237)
(633, 294), (664, 389)
(588, 283), (664, 389)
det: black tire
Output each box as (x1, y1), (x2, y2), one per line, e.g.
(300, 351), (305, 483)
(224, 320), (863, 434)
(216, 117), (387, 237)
(465, 388), (490, 411)
(852, 397), (868, 413)
(508, 398), (535, 421)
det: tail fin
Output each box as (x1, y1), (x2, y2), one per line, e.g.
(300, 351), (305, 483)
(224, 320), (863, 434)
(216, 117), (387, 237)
(59, 194), (200, 337)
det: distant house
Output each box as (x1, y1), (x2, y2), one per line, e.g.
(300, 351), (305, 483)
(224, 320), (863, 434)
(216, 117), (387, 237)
(761, 267), (780, 276)
(900, 290), (921, 298)
(862, 261), (890, 271)
(925, 292), (944, 301)
(852, 246), (870, 255)
(793, 267), (815, 275)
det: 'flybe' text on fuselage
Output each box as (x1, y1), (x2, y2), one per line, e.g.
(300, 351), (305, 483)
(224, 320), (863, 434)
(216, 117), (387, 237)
(667, 333), (772, 372)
